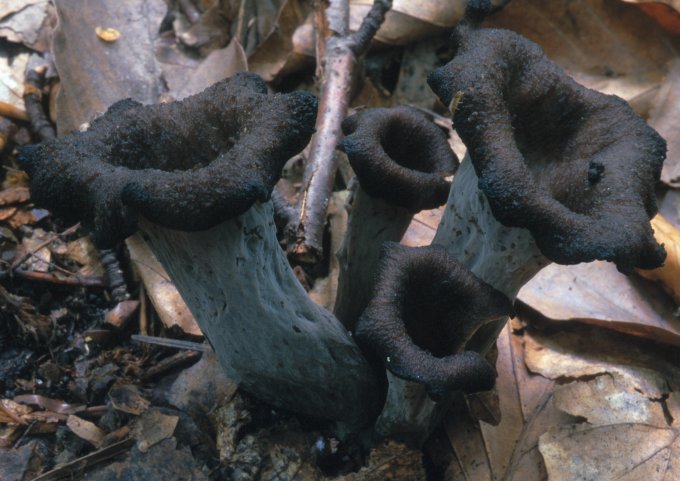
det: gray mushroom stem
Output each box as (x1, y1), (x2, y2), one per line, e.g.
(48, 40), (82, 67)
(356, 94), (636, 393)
(139, 201), (382, 427)
(334, 183), (414, 329)
(354, 242), (512, 445)
(432, 154), (548, 353)
(334, 106), (458, 331)
(368, 155), (546, 440)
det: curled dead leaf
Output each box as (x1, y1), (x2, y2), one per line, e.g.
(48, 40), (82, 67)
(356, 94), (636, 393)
(648, 60), (680, 187)
(518, 261), (680, 348)
(126, 234), (201, 336)
(445, 322), (574, 481)
(621, 0), (680, 34)
(66, 415), (105, 447)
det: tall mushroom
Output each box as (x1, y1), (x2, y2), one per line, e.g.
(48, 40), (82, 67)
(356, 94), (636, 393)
(19, 73), (382, 427)
(355, 242), (512, 443)
(426, 17), (667, 352)
(334, 106), (457, 330)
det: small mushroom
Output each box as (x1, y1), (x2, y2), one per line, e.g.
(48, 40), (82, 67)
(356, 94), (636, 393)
(19, 73), (382, 427)
(355, 242), (512, 442)
(426, 17), (667, 352)
(335, 106), (457, 330)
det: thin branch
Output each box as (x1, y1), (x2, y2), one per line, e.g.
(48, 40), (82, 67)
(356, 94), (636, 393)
(24, 64), (56, 141)
(349, 0), (392, 55)
(290, 0), (392, 264)
(0, 101), (28, 122)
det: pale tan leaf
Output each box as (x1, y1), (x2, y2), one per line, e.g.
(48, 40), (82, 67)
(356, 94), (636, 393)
(349, 0), (460, 46)
(445, 322), (574, 481)
(401, 205), (442, 248)
(132, 409), (179, 453)
(518, 261), (680, 348)
(523, 325), (680, 397)
(537, 358), (680, 481)
(52, 0), (166, 133)
(249, 0), (311, 81)
(126, 234), (201, 337)
(66, 415), (105, 448)
(540, 423), (678, 481)
(648, 60), (680, 187)
(554, 374), (668, 427)
(636, 215), (680, 301)
(484, 0), (680, 105)
(621, 0), (680, 35)
(167, 38), (248, 100)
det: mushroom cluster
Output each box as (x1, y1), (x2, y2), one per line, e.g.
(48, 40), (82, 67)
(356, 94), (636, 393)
(335, 106), (458, 330)
(18, 7), (666, 447)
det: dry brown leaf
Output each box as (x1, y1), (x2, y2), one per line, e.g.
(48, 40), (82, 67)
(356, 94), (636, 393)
(340, 440), (426, 481)
(485, 0), (680, 107)
(104, 300), (140, 329)
(132, 409), (179, 453)
(649, 59), (680, 187)
(66, 415), (105, 448)
(108, 384), (150, 416)
(7, 209), (45, 229)
(636, 215), (680, 301)
(18, 229), (51, 273)
(445, 322), (574, 481)
(126, 234), (201, 337)
(58, 236), (105, 278)
(249, 0), (310, 81)
(518, 261), (680, 347)
(349, 1), (509, 45)
(349, 0), (465, 45)
(0, 207), (17, 222)
(553, 373), (668, 427)
(401, 206), (441, 247)
(0, 187), (30, 206)
(523, 325), (680, 397)
(0, 0), (54, 52)
(164, 38), (248, 100)
(540, 422), (680, 481)
(622, 0), (680, 34)
(521, 326), (680, 481)
(0, 440), (40, 481)
(52, 0), (166, 133)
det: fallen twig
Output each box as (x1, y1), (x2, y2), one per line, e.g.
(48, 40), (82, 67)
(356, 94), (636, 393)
(24, 64), (56, 141)
(0, 101), (28, 122)
(131, 334), (208, 352)
(29, 438), (134, 481)
(14, 269), (107, 287)
(291, 0), (392, 263)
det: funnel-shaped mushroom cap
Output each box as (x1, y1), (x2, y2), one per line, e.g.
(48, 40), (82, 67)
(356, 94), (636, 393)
(18, 73), (318, 247)
(427, 25), (667, 273)
(341, 106), (458, 212)
(354, 242), (512, 400)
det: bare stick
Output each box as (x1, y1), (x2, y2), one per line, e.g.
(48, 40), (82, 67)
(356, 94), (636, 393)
(24, 65), (56, 141)
(0, 101), (28, 122)
(291, 0), (392, 263)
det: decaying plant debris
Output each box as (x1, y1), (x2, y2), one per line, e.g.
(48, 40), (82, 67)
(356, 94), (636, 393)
(1, 0), (680, 480)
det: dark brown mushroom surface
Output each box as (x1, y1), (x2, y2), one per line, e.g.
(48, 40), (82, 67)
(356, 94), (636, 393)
(354, 242), (513, 400)
(341, 106), (458, 212)
(427, 24), (667, 273)
(19, 73), (318, 247)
